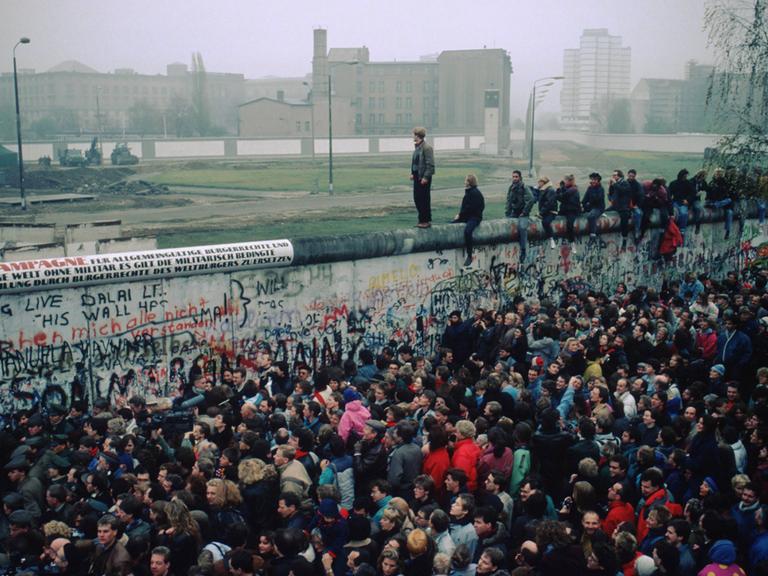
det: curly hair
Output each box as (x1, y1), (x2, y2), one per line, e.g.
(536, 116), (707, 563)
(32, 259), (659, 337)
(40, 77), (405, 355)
(238, 458), (277, 485)
(536, 520), (572, 549)
(206, 478), (243, 508)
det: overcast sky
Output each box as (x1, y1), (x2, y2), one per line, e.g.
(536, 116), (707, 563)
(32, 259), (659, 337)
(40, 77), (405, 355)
(2, 0), (714, 118)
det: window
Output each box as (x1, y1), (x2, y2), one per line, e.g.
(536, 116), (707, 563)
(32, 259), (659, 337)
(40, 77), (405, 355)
(424, 80), (431, 93)
(396, 97), (402, 109)
(378, 113), (385, 124)
(369, 81), (376, 92)
(356, 81), (363, 93)
(296, 121), (302, 132)
(304, 121), (310, 131)
(378, 97), (385, 109)
(378, 81), (385, 92)
(368, 97), (375, 109)
(396, 81), (402, 93)
(369, 113), (376, 125)
(405, 81), (412, 93)
(405, 112), (412, 123)
(405, 97), (412, 109)
(396, 113), (403, 124)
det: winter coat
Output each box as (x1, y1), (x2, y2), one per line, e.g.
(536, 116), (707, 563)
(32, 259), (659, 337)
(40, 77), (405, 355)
(602, 500), (635, 537)
(636, 488), (682, 542)
(240, 475), (279, 535)
(659, 218), (683, 256)
(538, 185), (558, 216)
(455, 186), (485, 222)
(669, 177), (696, 205)
(449, 518), (478, 559)
(609, 178), (633, 210)
(506, 181), (535, 217)
(557, 184), (581, 215)
(423, 447), (451, 499)
(338, 400), (370, 444)
(478, 446), (514, 488)
(388, 442), (423, 498)
(451, 437), (483, 492)
(582, 184), (606, 212)
(716, 329), (753, 372)
(319, 454), (355, 510)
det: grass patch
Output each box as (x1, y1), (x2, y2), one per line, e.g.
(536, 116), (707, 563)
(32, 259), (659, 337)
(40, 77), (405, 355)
(150, 157), (500, 193)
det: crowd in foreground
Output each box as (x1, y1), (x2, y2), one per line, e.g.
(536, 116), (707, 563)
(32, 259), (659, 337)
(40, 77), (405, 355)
(4, 268), (768, 576)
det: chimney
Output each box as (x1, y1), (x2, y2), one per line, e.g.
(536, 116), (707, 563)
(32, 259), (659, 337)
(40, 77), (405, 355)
(313, 28), (328, 98)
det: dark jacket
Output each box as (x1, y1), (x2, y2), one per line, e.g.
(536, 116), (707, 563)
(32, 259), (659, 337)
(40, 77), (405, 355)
(387, 442), (423, 498)
(240, 475), (279, 535)
(582, 184), (605, 212)
(609, 178), (633, 211)
(557, 184), (581, 215)
(353, 437), (388, 490)
(455, 186), (485, 222)
(669, 177), (696, 205)
(506, 181), (535, 217)
(538, 185), (559, 216)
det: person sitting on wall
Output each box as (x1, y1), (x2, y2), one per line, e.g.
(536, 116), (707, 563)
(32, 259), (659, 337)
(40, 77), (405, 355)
(452, 173), (485, 268)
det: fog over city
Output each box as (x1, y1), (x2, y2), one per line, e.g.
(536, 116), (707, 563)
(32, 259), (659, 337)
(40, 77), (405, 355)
(2, 0), (714, 118)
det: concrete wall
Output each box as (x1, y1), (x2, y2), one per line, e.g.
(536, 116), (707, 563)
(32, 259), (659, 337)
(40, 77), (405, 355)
(0, 213), (761, 410)
(64, 221), (122, 244)
(0, 223), (56, 245)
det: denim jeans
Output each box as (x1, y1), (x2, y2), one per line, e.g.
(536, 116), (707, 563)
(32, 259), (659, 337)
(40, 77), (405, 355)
(586, 209), (602, 236)
(691, 200), (703, 232)
(516, 216), (529, 258)
(633, 206), (643, 234)
(759, 200), (767, 225)
(674, 203), (689, 232)
(464, 218), (481, 257)
(542, 214), (555, 240)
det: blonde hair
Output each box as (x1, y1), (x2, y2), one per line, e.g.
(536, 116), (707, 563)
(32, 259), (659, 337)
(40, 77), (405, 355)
(407, 529), (430, 555)
(456, 419), (476, 440)
(43, 520), (71, 539)
(206, 478), (243, 508)
(238, 458), (277, 485)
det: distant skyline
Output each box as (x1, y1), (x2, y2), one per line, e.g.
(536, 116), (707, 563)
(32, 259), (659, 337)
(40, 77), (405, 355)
(2, 0), (714, 119)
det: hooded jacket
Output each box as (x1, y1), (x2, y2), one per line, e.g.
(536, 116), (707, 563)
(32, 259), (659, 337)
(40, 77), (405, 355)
(338, 400), (370, 443)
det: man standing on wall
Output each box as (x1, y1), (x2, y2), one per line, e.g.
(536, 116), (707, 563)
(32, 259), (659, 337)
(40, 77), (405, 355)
(505, 170), (535, 264)
(411, 126), (435, 228)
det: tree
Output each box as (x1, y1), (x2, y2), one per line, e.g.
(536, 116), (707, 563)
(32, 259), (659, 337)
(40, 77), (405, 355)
(606, 99), (632, 134)
(191, 52), (211, 136)
(704, 0), (768, 166)
(128, 99), (162, 137)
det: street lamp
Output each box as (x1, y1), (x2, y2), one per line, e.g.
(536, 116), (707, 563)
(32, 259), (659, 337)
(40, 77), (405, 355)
(327, 61), (358, 196)
(13, 37), (30, 211)
(527, 75), (564, 178)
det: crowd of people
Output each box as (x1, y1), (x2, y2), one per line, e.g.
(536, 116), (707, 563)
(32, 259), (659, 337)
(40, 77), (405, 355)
(4, 261), (768, 576)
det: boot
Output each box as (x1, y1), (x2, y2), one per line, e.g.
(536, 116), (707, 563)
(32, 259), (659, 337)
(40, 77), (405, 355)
(549, 237), (556, 249)
(464, 255), (473, 267)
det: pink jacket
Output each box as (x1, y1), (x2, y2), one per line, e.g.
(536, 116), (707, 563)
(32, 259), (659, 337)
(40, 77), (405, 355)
(338, 400), (371, 443)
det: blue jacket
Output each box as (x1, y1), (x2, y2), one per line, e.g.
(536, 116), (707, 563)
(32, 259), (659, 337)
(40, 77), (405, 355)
(582, 184), (605, 213)
(716, 329), (753, 370)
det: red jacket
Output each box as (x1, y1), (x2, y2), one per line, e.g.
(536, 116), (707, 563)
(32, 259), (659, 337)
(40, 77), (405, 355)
(451, 438), (482, 492)
(659, 218), (683, 256)
(637, 488), (682, 542)
(423, 447), (450, 498)
(602, 500), (635, 537)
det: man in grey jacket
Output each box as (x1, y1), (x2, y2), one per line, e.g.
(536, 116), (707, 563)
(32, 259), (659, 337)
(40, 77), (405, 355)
(387, 420), (422, 498)
(505, 170), (535, 263)
(411, 126), (436, 228)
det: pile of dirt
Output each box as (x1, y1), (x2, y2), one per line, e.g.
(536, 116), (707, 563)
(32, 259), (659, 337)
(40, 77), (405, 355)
(19, 167), (136, 190)
(104, 180), (170, 195)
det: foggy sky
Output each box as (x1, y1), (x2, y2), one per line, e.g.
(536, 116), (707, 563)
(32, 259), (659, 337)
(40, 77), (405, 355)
(2, 0), (714, 118)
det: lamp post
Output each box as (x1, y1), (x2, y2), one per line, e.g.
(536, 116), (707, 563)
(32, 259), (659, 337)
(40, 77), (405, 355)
(527, 75), (563, 178)
(13, 37), (30, 211)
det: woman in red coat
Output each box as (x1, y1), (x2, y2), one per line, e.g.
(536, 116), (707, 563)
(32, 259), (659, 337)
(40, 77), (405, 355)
(422, 425), (451, 500)
(451, 420), (482, 492)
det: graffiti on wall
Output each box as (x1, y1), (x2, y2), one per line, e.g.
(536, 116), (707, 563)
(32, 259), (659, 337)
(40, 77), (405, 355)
(0, 222), (762, 411)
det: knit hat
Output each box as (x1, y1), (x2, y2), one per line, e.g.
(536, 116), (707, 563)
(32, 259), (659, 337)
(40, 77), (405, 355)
(709, 539), (736, 565)
(634, 555), (656, 576)
(703, 476), (719, 494)
(343, 388), (361, 403)
(711, 364), (725, 376)
(318, 498), (339, 518)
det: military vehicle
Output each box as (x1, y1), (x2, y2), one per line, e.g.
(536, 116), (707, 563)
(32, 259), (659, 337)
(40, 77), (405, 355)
(58, 148), (87, 167)
(110, 143), (139, 165)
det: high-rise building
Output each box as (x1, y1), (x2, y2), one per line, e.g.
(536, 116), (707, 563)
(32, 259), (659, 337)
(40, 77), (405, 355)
(560, 29), (631, 131)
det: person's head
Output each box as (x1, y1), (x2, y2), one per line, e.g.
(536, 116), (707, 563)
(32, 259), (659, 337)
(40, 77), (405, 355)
(444, 468), (467, 493)
(229, 549), (254, 576)
(406, 529), (429, 557)
(149, 547), (171, 576)
(413, 127), (426, 144)
(652, 540), (680, 574)
(665, 519), (690, 547)
(640, 467), (664, 498)
(277, 493), (300, 519)
(273, 444), (295, 468)
(378, 549), (402, 576)
(473, 507), (498, 538)
(581, 510), (600, 536)
(370, 479), (391, 503)
(477, 548), (504, 575)
(589, 172), (602, 186)
(465, 174), (478, 189)
(96, 514), (120, 547)
(450, 493), (475, 521)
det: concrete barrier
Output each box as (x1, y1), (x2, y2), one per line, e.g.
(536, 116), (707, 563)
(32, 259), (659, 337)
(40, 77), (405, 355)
(0, 223), (56, 245)
(0, 209), (760, 409)
(64, 221), (122, 244)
